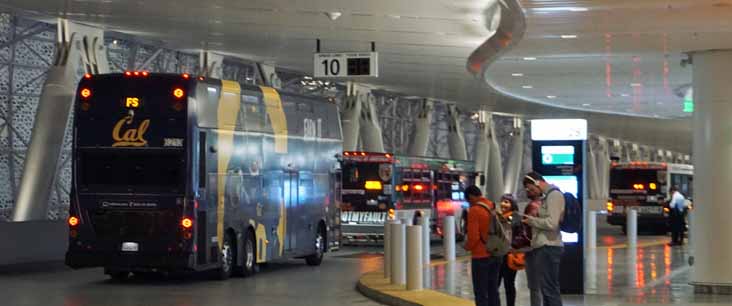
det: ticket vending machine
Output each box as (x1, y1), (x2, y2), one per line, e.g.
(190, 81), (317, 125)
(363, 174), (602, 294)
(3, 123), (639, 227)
(530, 119), (587, 295)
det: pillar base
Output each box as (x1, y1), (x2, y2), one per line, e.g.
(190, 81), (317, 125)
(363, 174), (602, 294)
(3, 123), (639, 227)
(693, 283), (732, 295)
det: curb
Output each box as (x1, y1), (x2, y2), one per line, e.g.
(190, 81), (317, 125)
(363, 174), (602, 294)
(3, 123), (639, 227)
(356, 279), (421, 306)
(356, 272), (474, 306)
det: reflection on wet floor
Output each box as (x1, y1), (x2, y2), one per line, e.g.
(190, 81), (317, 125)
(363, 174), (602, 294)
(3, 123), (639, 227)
(427, 236), (732, 305)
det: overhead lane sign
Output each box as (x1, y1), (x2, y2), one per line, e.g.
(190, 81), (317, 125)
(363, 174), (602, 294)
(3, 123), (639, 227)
(313, 52), (379, 78)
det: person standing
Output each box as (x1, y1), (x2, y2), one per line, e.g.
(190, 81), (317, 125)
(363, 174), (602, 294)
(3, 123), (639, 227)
(668, 186), (687, 246)
(522, 172), (565, 306)
(522, 187), (543, 306)
(463, 186), (501, 306)
(497, 194), (522, 306)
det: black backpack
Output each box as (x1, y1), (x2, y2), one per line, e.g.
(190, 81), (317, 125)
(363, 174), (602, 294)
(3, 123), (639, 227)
(549, 188), (581, 234)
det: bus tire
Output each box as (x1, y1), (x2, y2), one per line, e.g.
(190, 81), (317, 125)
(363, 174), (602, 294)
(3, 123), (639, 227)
(106, 269), (129, 281)
(305, 224), (326, 266)
(237, 230), (257, 277)
(212, 232), (234, 280)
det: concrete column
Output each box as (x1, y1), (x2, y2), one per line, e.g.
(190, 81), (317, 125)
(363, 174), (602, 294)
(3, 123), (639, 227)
(257, 62), (281, 88)
(474, 111), (491, 193)
(419, 216), (430, 267)
(359, 90), (385, 153)
(586, 138), (600, 199)
(587, 211), (597, 249)
(503, 118), (523, 195)
(408, 99), (433, 156)
(384, 220), (395, 278)
(446, 104), (468, 160)
(485, 117), (505, 201)
(200, 51), (224, 79)
(595, 137), (610, 199)
(13, 20), (108, 221)
(341, 82), (363, 151)
(690, 50), (732, 292)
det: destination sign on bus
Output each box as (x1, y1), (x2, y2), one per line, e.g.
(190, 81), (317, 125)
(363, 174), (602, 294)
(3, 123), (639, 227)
(125, 97), (141, 108)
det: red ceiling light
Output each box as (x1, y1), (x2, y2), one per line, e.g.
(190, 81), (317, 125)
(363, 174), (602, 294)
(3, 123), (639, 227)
(133, 71), (140, 76)
(124, 71), (132, 76)
(142, 71), (149, 77)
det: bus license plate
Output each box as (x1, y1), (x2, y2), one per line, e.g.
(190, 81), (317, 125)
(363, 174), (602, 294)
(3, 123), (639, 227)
(121, 242), (139, 252)
(637, 206), (662, 214)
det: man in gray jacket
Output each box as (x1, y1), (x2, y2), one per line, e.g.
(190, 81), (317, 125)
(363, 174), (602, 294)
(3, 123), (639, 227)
(522, 172), (565, 306)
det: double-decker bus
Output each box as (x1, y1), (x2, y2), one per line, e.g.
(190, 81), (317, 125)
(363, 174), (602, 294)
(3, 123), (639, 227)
(606, 162), (693, 234)
(65, 72), (342, 280)
(339, 151), (477, 242)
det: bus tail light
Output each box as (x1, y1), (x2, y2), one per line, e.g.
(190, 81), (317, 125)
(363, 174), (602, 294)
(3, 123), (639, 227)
(649, 182), (657, 190)
(80, 88), (92, 99)
(606, 201), (614, 212)
(181, 217), (193, 229)
(364, 180), (383, 190)
(413, 184), (425, 192)
(68, 216), (79, 227)
(173, 87), (185, 99)
(388, 209), (395, 220)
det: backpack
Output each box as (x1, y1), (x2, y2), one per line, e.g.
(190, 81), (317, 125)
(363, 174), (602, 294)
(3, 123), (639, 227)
(477, 202), (511, 257)
(548, 188), (581, 234)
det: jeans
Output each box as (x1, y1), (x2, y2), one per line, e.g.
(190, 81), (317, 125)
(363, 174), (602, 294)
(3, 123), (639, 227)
(534, 246), (563, 306)
(525, 250), (543, 306)
(471, 256), (502, 306)
(499, 256), (517, 306)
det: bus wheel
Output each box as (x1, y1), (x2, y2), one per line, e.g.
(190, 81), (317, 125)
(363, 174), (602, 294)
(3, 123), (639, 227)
(106, 269), (129, 281)
(305, 225), (326, 266)
(213, 233), (234, 280)
(238, 231), (257, 277)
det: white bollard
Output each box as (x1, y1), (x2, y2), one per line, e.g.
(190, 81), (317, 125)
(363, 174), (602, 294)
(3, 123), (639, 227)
(384, 220), (395, 278)
(419, 216), (431, 268)
(407, 225), (423, 290)
(627, 209), (638, 249)
(443, 216), (456, 262)
(391, 222), (407, 285)
(588, 211), (597, 249)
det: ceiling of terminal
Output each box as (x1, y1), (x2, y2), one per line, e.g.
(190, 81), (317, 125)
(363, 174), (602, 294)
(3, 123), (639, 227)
(490, 0), (732, 119)
(0, 0), (702, 152)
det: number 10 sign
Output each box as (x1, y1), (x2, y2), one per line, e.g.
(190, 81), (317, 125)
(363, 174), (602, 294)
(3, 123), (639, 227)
(313, 52), (379, 78)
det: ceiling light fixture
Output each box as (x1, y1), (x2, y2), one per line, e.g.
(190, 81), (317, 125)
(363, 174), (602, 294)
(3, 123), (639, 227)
(533, 7), (588, 12)
(512, 73), (524, 77)
(582, 103), (591, 107)
(523, 57), (537, 61)
(560, 34), (578, 39)
(522, 85), (533, 89)
(621, 93), (630, 97)
(546, 95), (557, 99)
(630, 83), (642, 87)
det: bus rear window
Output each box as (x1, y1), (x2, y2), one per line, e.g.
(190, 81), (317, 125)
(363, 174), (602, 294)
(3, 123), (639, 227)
(78, 149), (185, 192)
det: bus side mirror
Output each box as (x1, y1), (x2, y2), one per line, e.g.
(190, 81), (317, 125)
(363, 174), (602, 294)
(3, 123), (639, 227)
(479, 174), (485, 186)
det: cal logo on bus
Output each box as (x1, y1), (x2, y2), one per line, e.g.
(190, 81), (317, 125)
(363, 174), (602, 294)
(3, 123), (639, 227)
(112, 115), (150, 147)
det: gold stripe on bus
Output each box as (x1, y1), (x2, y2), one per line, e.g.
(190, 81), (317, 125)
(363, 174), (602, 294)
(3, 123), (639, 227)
(259, 86), (288, 154)
(216, 80), (241, 249)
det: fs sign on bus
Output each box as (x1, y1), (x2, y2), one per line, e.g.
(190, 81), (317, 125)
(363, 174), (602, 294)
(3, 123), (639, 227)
(313, 52), (378, 78)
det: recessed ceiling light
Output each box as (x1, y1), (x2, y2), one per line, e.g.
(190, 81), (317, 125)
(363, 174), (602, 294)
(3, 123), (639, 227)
(546, 95), (557, 99)
(630, 83), (642, 87)
(656, 102), (663, 105)
(522, 85), (533, 89)
(523, 57), (537, 61)
(560, 34), (578, 39)
(512, 73), (524, 77)
(582, 103), (591, 107)
(621, 93), (630, 97)
(532, 7), (588, 12)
